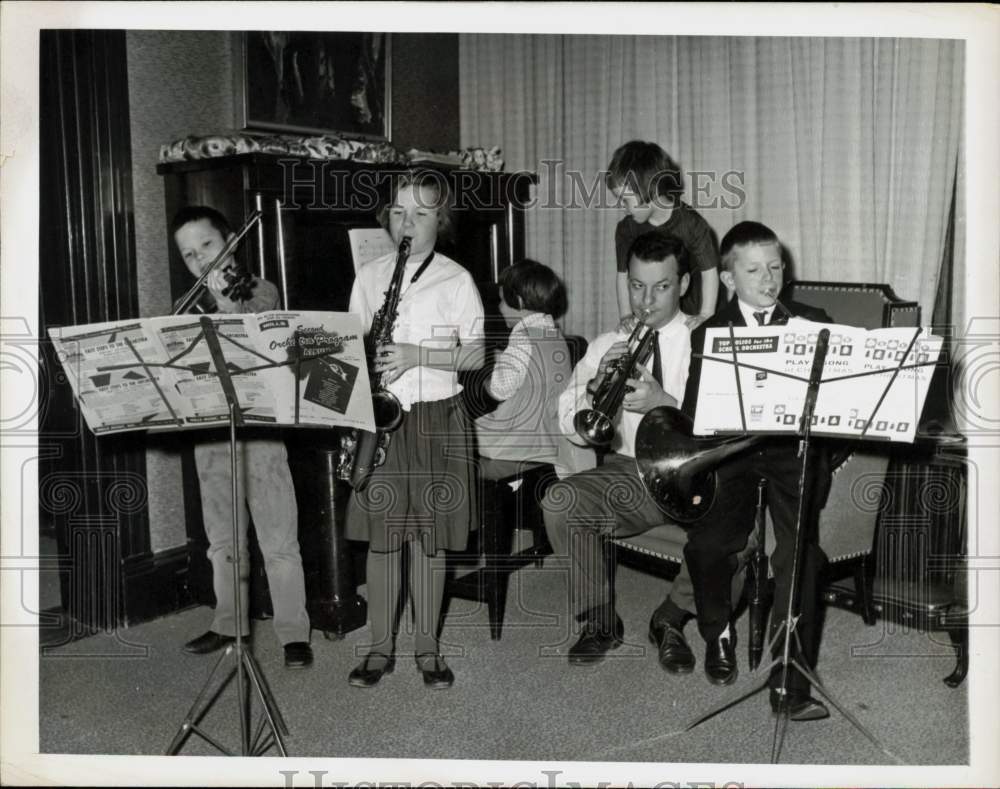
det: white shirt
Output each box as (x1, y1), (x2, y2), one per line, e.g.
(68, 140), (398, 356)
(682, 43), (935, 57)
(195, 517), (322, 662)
(737, 300), (775, 327)
(487, 312), (555, 401)
(737, 300), (814, 329)
(349, 251), (485, 410)
(558, 310), (691, 458)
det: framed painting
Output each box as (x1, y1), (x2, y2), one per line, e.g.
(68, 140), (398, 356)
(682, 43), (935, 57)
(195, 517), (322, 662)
(240, 31), (390, 139)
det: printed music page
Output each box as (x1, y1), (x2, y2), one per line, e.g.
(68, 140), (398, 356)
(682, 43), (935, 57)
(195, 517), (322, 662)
(48, 312), (375, 435)
(347, 227), (396, 272)
(694, 324), (943, 443)
(47, 319), (184, 433)
(149, 314), (279, 427)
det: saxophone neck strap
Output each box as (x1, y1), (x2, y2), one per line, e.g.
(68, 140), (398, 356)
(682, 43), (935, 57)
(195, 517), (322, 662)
(406, 250), (436, 289)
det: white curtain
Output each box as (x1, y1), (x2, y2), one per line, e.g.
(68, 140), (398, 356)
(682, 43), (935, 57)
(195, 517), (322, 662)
(460, 35), (964, 340)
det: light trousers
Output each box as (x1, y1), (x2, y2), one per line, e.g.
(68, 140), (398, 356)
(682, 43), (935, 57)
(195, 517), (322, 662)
(195, 437), (310, 645)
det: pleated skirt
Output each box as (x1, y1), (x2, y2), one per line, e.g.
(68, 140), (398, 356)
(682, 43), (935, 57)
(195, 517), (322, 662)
(345, 395), (478, 553)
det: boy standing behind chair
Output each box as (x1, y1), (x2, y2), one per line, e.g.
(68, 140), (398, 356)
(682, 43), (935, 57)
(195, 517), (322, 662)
(171, 205), (312, 669)
(607, 140), (721, 330)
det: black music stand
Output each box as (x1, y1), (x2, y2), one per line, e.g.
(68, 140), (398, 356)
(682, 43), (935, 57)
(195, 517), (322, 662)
(66, 319), (290, 755)
(164, 316), (289, 757)
(678, 323), (939, 763)
(56, 312), (374, 755)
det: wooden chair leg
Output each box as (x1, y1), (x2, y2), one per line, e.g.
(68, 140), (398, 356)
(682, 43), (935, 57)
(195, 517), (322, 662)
(525, 469), (554, 567)
(855, 555), (877, 626)
(943, 614), (968, 688)
(483, 481), (515, 641)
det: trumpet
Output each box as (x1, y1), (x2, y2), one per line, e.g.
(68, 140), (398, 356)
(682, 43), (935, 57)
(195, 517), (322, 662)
(172, 209), (263, 315)
(573, 310), (657, 448)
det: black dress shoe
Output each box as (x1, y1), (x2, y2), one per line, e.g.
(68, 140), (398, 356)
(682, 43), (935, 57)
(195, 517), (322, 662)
(704, 632), (738, 685)
(770, 688), (830, 721)
(568, 614), (624, 665)
(283, 641), (313, 669)
(348, 652), (396, 688)
(649, 621), (695, 674)
(183, 631), (236, 655)
(416, 653), (455, 689)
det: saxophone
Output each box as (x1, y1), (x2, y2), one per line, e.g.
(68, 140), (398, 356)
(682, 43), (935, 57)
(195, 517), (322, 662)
(337, 236), (410, 490)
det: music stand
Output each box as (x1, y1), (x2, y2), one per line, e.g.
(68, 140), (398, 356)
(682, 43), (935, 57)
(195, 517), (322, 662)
(679, 322), (940, 763)
(50, 309), (375, 755)
(164, 316), (289, 756)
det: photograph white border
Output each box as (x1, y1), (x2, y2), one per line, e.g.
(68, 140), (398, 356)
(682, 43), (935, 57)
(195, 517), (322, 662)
(2, 2), (998, 787)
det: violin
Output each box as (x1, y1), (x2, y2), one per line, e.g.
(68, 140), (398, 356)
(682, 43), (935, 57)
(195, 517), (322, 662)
(180, 265), (257, 314)
(172, 210), (263, 315)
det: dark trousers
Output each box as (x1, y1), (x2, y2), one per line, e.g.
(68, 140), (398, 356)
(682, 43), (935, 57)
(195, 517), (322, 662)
(684, 442), (828, 693)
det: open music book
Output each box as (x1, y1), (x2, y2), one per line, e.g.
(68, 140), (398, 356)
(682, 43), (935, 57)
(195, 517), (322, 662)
(694, 322), (943, 443)
(48, 311), (375, 435)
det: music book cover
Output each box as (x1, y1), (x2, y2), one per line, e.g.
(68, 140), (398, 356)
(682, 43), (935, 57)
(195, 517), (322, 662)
(48, 311), (375, 435)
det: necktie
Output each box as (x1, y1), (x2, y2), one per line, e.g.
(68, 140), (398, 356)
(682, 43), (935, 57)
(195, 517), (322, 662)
(753, 310), (768, 326)
(651, 331), (663, 386)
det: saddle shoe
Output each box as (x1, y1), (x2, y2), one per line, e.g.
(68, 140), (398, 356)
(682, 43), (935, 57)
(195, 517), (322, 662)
(704, 631), (738, 685)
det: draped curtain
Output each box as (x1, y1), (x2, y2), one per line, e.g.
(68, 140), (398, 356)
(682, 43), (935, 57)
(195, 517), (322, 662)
(460, 35), (964, 339)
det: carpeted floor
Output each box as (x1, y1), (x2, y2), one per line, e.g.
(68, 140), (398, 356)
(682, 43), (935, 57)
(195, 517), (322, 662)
(39, 548), (968, 766)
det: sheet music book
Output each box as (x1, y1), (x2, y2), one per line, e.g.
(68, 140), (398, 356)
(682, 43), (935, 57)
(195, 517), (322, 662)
(694, 322), (943, 443)
(347, 227), (396, 272)
(48, 311), (375, 435)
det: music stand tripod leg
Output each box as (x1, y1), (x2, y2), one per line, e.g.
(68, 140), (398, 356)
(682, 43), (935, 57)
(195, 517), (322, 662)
(241, 647), (290, 756)
(165, 645), (238, 755)
(764, 615), (903, 764)
(165, 317), (291, 757)
(682, 668), (773, 731)
(785, 655), (902, 764)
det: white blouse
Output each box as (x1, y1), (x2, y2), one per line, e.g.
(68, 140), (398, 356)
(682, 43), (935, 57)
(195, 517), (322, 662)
(349, 250), (485, 409)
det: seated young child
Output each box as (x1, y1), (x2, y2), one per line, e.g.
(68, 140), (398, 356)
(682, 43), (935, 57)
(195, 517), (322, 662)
(171, 205), (312, 670)
(475, 260), (595, 478)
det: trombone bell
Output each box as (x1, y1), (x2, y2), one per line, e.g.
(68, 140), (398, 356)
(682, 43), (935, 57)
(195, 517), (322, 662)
(634, 407), (718, 524)
(635, 406), (764, 525)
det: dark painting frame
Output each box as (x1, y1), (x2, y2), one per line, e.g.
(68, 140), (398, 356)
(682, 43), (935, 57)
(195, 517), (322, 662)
(240, 31), (390, 139)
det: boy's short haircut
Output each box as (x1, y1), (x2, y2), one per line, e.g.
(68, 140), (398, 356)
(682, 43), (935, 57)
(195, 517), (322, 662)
(499, 259), (568, 319)
(378, 168), (454, 243)
(605, 140), (684, 207)
(170, 205), (232, 237)
(628, 231), (691, 279)
(719, 221), (780, 271)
